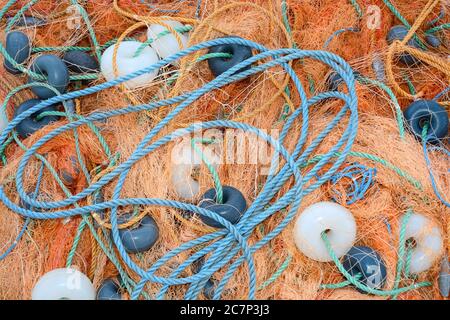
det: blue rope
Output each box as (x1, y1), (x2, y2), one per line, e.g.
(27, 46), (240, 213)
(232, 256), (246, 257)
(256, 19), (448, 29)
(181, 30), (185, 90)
(323, 27), (359, 49)
(0, 37), (358, 299)
(330, 163), (376, 205)
(433, 86), (450, 101)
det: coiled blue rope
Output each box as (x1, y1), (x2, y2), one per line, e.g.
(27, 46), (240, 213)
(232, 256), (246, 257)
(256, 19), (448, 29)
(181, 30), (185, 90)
(330, 163), (376, 205)
(0, 37), (358, 299)
(323, 27), (359, 49)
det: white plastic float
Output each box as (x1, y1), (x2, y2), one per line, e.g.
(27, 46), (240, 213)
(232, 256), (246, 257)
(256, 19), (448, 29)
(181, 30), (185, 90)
(293, 201), (357, 262)
(31, 268), (96, 300)
(100, 41), (159, 89)
(0, 110), (7, 134)
(170, 136), (221, 201)
(403, 212), (443, 274)
(147, 20), (189, 61)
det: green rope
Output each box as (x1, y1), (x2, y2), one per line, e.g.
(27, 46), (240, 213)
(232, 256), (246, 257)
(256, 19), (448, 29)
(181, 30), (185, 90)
(0, 0), (19, 19)
(69, 83), (93, 184)
(421, 122), (429, 143)
(321, 274), (362, 289)
(257, 255), (292, 290)
(307, 74), (315, 94)
(278, 85), (291, 122)
(191, 138), (223, 204)
(32, 46), (93, 53)
(281, 0), (296, 48)
(425, 23), (450, 34)
(348, 0), (363, 19)
(196, 52), (232, 62)
(69, 0), (102, 61)
(358, 76), (405, 139)
(382, 0), (426, 49)
(0, 135), (14, 165)
(391, 210), (412, 299)
(5, 0), (40, 32)
(402, 73), (416, 95)
(66, 219), (87, 267)
(66, 151), (120, 268)
(403, 243), (414, 279)
(32, 37), (137, 53)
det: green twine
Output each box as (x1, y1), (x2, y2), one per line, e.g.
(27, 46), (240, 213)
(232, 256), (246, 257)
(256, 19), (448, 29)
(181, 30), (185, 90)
(35, 111), (109, 155)
(191, 138), (223, 204)
(320, 274), (363, 289)
(421, 122), (429, 142)
(403, 242), (414, 279)
(196, 52), (232, 62)
(69, 0), (102, 61)
(357, 76), (405, 139)
(278, 85), (291, 122)
(402, 73), (416, 95)
(32, 46), (93, 53)
(0, 135), (14, 165)
(307, 74), (315, 94)
(0, 0), (19, 20)
(425, 23), (450, 34)
(65, 219), (87, 267)
(5, 0), (40, 32)
(281, 0), (296, 48)
(258, 255), (292, 290)
(32, 37), (137, 53)
(32, 26), (194, 61)
(348, 0), (363, 19)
